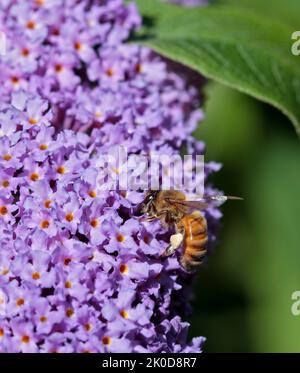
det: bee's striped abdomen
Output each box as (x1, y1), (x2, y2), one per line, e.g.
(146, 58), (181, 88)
(178, 211), (208, 272)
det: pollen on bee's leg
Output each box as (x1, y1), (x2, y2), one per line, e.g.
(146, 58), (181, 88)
(170, 233), (184, 250)
(162, 233), (184, 257)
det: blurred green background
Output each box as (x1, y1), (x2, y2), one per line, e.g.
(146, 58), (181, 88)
(189, 0), (300, 352)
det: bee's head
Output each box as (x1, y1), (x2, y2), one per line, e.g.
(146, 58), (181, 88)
(141, 190), (159, 215)
(144, 190), (159, 204)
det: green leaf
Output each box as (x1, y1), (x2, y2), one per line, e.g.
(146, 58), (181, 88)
(220, 0), (300, 30)
(132, 0), (300, 136)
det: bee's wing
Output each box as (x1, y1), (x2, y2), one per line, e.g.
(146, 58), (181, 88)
(166, 199), (209, 210)
(167, 195), (243, 210)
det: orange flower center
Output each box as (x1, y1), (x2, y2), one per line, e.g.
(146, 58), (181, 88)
(65, 213), (74, 222)
(21, 48), (30, 57)
(10, 76), (19, 85)
(29, 117), (38, 125)
(84, 323), (92, 331)
(40, 220), (50, 229)
(55, 64), (64, 73)
(143, 235), (151, 244)
(3, 154), (12, 161)
(65, 281), (72, 289)
(39, 144), (48, 151)
(64, 258), (71, 266)
(106, 68), (114, 77)
(26, 20), (36, 30)
(102, 336), (111, 345)
(21, 335), (30, 344)
(30, 172), (39, 181)
(135, 63), (142, 74)
(66, 308), (74, 318)
(90, 219), (99, 228)
(44, 200), (51, 209)
(52, 28), (60, 36)
(116, 234), (125, 243)
(0, 206), (8, 215)
(88, 190), (97, 198)
(74, 42), (82, 51)
(119, 264), (128, 274)
(32, 272), (41, 280)
(16, 298), (25, 307)
(56, 166), (66, 174)
(120, 309), (129, 319)
(2, 180), (10, 188)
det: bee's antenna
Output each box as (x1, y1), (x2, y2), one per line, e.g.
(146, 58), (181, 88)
(207, 195), (244, 203)
(226, 196), (244, 201)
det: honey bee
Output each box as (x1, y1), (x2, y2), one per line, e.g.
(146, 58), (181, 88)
(142, 190), (242, 272)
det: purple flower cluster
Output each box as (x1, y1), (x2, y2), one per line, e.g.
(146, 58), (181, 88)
(0, 0), (220, 353)
(0, 0), (205, 150)
(0, 96), (211, 352)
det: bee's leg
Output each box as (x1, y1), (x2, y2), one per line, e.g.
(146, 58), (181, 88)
(161, 232), (184, 257)
(138, 215), (157, 222)
(139, 209), (169, 223)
